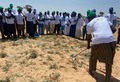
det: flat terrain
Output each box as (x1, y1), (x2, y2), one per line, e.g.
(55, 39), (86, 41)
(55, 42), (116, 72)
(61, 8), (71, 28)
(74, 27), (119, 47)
(0, 28), (120, 82)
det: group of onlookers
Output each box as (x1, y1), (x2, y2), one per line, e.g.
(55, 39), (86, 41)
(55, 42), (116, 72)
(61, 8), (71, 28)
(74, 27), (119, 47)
(0, 4), (120, 45)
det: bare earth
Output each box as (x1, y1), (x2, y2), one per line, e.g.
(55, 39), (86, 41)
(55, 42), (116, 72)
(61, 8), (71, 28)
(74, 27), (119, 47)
(0, 29), (120, 82)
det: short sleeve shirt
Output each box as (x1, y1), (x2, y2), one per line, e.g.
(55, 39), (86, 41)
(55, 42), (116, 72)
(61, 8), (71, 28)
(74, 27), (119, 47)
(87, 17), (115, 45)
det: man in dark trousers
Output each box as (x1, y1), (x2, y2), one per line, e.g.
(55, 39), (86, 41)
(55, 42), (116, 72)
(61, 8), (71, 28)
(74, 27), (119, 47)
(0, 6), (5, 39)
(6, 7), (16, 39)
(25, 7), (34, 37)
(86, 11), (116, 82)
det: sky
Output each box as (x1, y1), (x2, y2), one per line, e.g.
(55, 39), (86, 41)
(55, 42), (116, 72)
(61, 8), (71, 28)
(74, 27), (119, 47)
(0, 0), (120, 17)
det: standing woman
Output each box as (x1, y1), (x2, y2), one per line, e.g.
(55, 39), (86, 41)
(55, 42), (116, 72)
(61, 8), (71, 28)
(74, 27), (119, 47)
(33, 9), (38, 33)
(6, 7), (16, 39)
(75, 13), (83, 39)
(25, 7), (34, 37)
(38, 12), (44, 35)
(69, 11), (77, 37)
(16, 8), (25, 37)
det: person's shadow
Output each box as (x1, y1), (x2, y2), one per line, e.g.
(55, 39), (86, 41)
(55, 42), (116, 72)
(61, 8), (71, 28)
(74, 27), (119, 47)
(91, 70), (120, 82)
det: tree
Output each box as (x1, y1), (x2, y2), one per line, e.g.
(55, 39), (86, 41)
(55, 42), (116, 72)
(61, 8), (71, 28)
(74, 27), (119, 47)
(99, 12), (104, 17)
(23, 5), (32, 11)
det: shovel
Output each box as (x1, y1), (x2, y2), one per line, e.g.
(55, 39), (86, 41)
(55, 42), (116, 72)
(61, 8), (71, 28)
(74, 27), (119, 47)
(70, 48), (87, 58)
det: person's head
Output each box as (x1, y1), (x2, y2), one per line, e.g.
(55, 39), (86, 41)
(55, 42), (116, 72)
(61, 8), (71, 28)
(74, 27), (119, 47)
(78, 13), (81, 18)
(0, 6), (3, 13)
(33, 9), (36, 14)
(17, 8), (22, 14)
(47, 10), (50, 15)
(109, 7), (113, 14)
(52, 12), (55, 16)
(63, 12), (66, 17)
(87, 10), (90, 16)
(92, 9), (96, 13)
(27, 7), (32, 13)
(67, 13), (70, 17)
(71, 11), (76, 17)
(87, 11), (96, 22)
(44, 12), (47, 15)
(60, 12), (62, 16)
(39, 12), (42, 17)
(56, 11), (59, 15)
(9, 4), (13, 9)
(8, 7), (11, 13)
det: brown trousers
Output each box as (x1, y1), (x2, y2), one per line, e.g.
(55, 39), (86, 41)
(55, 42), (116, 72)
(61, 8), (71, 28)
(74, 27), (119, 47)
(89, 41), (116, 82)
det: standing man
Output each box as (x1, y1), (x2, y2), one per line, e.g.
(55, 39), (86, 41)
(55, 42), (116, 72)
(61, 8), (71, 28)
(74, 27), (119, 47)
(0, 6), (5, 39)
(44, 12), (49, 34)
(6, 7), (16, 39)
(47, 10), (51, 34)
(50, 12), (55, 34)
(75, 13), (83, 39)
(9, 4), (16, 14)
(117, 19), (120, 44)
(16, 8), (25, 37)
(38, 12), (44, 35)
(106, 7), (117, 28)
(54, 11), (60, 34)
(25, 7), (34, 37)
(83, 10), (90, 40)
(60, 12), (66, 34)
(33, 9), (38, 33)
(86, 11), (116, 82)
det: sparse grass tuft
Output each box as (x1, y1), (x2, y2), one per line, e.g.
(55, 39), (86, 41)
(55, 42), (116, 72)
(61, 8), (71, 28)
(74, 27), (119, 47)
(0, 52), (8, 58)
(29, 50), (38, 59)
(2, 61), (12, 73)
(47, 56), (53, 61)
(49, 63), (58, 69)
(48, 51), (54, 54)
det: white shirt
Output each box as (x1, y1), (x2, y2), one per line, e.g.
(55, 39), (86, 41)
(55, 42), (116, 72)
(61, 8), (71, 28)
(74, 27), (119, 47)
(61, 17), (66, 26)
(47, 14), (51, 23)
(105, 13), (117, 24)
(50, 16), (55, 24)
(84, 15), (89, 26)
(44, 15), (49, 25)
(87, 17), (115, 45)
(25, 13), (34, 22)
(33, 13), (38, 24)
(0, 13), (6, 23)
(69, 17), (77, 25)
(16, 13), (24, 25)
(55, 15), (60, 24)
(76, 18), (83, 30)
(11, 9), (16, 14)
(38, 16), (44, 24)
(6, 13), (15, 24)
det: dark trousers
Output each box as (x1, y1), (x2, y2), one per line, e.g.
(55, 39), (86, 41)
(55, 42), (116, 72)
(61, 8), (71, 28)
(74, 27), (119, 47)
(7, 24), (16, 38)
(117, 28), (120, 44)
(54, 24), (60, 34)
(83, 25), (87, 40)
(0, 26), (5, 39)
(33, 24), (37, 33)
(26, 21), (34, 37)
(70, 25), (76, 37)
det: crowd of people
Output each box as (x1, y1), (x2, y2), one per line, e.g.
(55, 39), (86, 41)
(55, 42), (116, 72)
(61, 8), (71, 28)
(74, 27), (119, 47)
(0, 4), (118, 43)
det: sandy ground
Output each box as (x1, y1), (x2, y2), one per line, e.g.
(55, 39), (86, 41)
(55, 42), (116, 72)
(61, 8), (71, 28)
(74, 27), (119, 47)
(0, 27), (120, 82)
